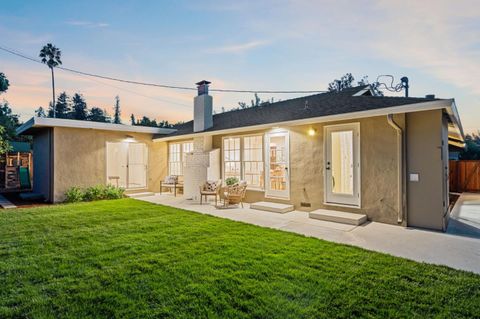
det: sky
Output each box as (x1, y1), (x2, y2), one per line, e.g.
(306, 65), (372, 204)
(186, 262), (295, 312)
(0, 0), (479, 132)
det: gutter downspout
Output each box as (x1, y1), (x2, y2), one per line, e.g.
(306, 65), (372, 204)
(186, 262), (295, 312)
(387, 114), (405, 223)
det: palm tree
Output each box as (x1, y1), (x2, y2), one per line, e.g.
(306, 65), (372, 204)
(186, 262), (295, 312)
(39, 43), (62, 118)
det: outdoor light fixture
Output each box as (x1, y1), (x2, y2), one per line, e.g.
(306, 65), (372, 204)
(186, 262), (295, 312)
(124, 135), (136, 143)
(308, 128), (317, 136)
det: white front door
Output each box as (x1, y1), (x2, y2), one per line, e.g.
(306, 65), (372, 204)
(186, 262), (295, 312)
(127, 143), (148, 189)
(106, 142), (147, 189)
(106, 142), (128, 188)
(265, 130), (290, 199)
(325, 123), (360, 207)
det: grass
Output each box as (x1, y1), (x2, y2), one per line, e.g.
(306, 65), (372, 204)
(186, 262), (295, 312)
(0, 199), (479, 318)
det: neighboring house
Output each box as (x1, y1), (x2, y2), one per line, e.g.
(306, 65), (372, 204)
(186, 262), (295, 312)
(17, 81), (464, 231)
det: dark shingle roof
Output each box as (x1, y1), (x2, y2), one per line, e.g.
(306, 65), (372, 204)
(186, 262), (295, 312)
(160, 86), (441, 138)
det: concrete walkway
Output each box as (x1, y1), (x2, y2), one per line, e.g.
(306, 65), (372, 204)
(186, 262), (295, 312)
(137, 194), (480, 274)
(0, 194), (17, 209)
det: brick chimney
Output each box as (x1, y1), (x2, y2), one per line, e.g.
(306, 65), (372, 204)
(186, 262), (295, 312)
(194, 80), (213, 132)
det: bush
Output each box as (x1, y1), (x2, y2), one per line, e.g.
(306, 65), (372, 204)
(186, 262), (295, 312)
(64, 187), (84, 203)
(103, 184), (125, 200)
(64, 185), (125, 203)
(84, 185), (106, 201)
(225, 177), (239, 186)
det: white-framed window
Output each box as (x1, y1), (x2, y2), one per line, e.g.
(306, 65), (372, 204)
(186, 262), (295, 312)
(223, 135), (264, 189)
(168, 141), (193, 176)
(223, 137), (241, 180)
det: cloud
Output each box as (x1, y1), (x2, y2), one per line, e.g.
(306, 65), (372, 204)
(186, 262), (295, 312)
(206, 40), (269, 54)
(66, 20), (109, 28)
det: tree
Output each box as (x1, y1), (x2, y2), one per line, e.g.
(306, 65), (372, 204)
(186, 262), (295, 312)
(238, 93), (271, 110)
(0, 72), (9, 94)
(0, 101), (20, 141)
(49, 92), (70, 118)
(113, 95), (121, 124)
(35, 106), (47, 117)
(459, 133), (480, 160)
(327, 73), (355, 92)
(130, 114), (136, 125)
(39, 43), (62, 118)
(71, 93), (87, 120)
(88, 107), (109, 123)
(0, 126), (12, 155)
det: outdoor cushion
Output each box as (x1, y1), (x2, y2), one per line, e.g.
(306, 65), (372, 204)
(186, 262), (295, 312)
(163, 175), (179, 184)
(205, 180), (219, 192)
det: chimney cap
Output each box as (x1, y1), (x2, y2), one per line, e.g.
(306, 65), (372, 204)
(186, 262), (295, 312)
(196, 80), (211, 86)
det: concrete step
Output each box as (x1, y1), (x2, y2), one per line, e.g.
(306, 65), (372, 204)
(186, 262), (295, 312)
(0, 194), (17, 209)
(126, 192), (155, 198)
(309, 209), (367, 226)
(250, 201), (294, 214)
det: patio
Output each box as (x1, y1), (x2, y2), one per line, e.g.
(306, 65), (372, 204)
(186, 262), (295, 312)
(137, 193), (480, 274)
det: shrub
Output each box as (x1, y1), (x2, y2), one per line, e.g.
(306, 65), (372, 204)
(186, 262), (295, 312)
(84, 185), (106, 201)
(103, 184), (125, 200)
(64, 187), (84, 203)
(225, 177), (239, 186)
(64, 185), (125, 203)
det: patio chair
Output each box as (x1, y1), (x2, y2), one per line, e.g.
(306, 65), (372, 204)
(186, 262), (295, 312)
(199, 180), (222, 205)
(221, 181), (247, 208)
(160, 175), (184, 196)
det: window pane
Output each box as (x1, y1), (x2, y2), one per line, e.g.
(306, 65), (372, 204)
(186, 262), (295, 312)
(243, 135), (264, 188)
(331, 131), (353, 195)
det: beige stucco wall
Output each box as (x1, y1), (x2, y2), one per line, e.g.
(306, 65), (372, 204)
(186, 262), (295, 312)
(52, 127), (168, 202)
(211, 115), (405, 225)
(406, 109), (448, 231)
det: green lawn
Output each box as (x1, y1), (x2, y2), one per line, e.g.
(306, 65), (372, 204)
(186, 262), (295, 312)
(0, 199), (479, 318)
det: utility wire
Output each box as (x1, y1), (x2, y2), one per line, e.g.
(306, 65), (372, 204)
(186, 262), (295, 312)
(0, 45), (326, 94)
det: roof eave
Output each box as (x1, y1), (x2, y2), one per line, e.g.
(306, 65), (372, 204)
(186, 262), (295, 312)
(16, 117), (177, 135)
(154, 99), (453, 142)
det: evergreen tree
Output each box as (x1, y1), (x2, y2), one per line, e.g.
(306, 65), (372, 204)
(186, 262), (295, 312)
(35, 106), (47, 117)
(130, 114), (136, 125)
(49, 92), (70, 118)
(88, 107), (109, 123)
(113, 95), (121, 124)
(71, 93), (88, 120)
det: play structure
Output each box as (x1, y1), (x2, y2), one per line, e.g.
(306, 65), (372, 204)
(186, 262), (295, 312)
(0, 141), (32, 191)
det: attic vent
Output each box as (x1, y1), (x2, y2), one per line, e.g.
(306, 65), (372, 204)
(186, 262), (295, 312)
(425, 94), (435, 99)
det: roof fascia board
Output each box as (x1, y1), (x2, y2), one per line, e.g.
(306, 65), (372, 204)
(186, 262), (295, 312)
(154, 99), (452, 142)
(16, 117), (177, 135)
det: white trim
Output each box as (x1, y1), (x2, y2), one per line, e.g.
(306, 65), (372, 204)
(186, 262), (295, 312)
(154, 99), (454, 142)
(17, 117), (176, 135)
(324, 122), (361, 208)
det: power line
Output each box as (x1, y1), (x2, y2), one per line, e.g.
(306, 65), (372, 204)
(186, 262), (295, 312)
(0, 44), (326, 94)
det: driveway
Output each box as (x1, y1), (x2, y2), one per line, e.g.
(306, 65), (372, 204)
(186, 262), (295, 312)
(137, 193), (480, 274)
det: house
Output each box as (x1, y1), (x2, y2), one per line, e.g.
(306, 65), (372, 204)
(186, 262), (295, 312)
(17, 81), (464, 231)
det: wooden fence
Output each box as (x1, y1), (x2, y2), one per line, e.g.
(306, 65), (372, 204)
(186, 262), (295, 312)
(449, 160), (480, 193)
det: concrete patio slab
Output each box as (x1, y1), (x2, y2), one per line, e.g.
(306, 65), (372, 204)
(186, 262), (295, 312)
(137, 193), (480, 274)
(0, 194), (17, 209)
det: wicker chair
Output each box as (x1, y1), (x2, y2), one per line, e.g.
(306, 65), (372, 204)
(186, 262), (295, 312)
(221, 181), (247, 208)
(199, 180), (222, 205)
